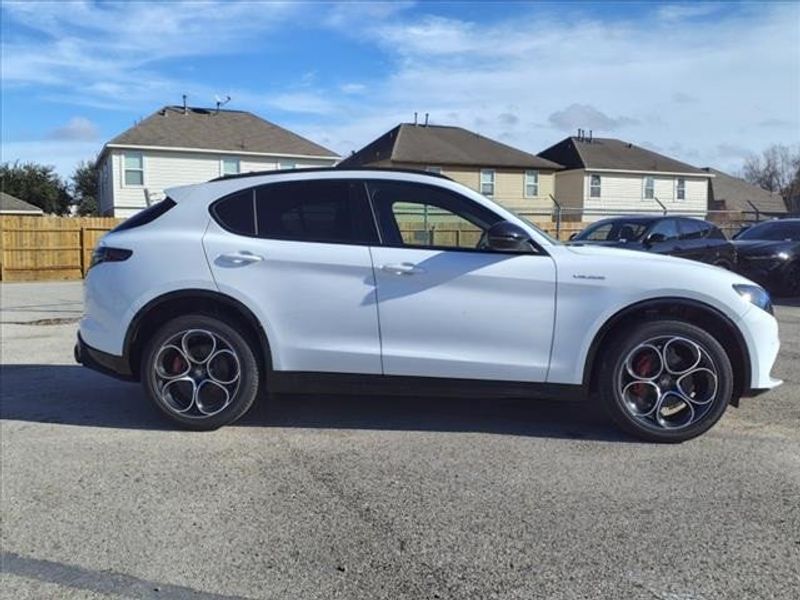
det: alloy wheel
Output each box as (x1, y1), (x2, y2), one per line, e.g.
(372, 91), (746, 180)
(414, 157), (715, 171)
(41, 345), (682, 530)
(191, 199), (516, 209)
(152, 329), (241, 418)
(617, 335), (719, 431)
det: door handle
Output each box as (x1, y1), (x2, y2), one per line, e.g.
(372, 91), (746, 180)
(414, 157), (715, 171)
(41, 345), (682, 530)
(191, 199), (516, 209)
(380, 263), (425, 275)
(218, 251), (264, 265)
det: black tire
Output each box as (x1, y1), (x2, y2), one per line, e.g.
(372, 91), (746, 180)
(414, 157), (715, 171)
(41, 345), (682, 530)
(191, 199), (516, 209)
(599, 319), (734, 443)
(142, 314), (261, 430)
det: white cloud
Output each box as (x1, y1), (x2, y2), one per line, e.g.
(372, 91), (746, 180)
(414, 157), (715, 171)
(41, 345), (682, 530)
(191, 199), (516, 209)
(548, 104), (638, 132)
(657, 3), (723, 21)
(1, 0), (299, 109)
(2, 0), (799, 178)
(46, 117), (99, 141)
(314, 2), (800, 174)
(340, 83), (367, 95)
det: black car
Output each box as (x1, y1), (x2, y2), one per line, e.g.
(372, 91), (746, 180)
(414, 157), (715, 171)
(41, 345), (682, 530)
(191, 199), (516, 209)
(570, 216), (736, 268)
(732, 218), (800, 296)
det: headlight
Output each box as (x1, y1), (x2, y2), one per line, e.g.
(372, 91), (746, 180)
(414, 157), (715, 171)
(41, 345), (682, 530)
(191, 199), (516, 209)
(733, 284), (773, 315)
(777, 251), (790, 261)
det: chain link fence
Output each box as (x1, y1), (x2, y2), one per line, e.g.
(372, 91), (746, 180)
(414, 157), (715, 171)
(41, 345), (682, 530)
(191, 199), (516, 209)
(397, 204), (795, 244)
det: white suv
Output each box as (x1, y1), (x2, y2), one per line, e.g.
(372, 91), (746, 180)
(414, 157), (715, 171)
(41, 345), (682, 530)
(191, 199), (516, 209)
(76, 169), (781, 442)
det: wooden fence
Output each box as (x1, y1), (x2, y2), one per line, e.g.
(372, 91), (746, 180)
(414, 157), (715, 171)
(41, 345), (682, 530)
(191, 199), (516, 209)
(0, 216), (123, 282)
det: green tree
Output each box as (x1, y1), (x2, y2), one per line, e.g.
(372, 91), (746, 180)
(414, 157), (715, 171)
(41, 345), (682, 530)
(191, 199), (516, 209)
(71, 159), (100, 216)
(0, 161), (72, 215)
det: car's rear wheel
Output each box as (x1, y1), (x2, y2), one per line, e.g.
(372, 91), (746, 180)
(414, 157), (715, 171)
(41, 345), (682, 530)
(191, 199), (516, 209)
(599, 320), (734, 443)
(142, 315), (261, 430)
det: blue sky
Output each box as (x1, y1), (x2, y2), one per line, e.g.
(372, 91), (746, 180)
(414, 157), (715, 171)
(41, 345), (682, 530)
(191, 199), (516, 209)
(2, 0), (799, 177)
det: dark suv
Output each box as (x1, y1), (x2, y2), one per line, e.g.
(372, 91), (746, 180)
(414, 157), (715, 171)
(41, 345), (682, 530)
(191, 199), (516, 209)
(733, 218), (800, 296)
(571, 216), (736, 268)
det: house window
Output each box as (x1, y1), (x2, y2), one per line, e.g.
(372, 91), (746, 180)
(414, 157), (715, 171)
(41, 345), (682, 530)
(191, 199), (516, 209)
(123, 152), (144, 186)
(279, 161), (296, 170)
(222, 158), (240, 175)
(426, 166), (442, 174)
(644, 176), (655, 199)
(589, 174), (601, 198)
(676, 178), (686, 200)
(480, 169), (495, 197)
(524, 170), (539, 197)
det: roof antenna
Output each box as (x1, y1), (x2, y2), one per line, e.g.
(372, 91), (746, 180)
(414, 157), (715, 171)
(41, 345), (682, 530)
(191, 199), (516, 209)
(424, 112), (429, 127)
(215, 95), (231, 114)
(182, 94), (188, 114)
(414, 112), (418, 126)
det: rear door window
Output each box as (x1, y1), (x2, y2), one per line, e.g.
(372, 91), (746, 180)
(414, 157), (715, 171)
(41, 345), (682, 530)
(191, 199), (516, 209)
(255, 180), (378, 245)
(678, 219), (710, 240)
(648, 219), (680, 242)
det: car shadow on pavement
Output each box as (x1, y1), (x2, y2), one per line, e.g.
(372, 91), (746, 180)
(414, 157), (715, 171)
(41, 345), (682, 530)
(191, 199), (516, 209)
(0, 364), (633, 442)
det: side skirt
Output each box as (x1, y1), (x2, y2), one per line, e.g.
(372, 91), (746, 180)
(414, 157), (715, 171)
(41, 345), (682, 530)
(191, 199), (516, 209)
(269, 371), (589, 401)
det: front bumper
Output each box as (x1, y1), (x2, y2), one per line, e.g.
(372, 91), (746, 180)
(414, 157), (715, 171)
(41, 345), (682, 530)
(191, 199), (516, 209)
(737, 258), (791, 293)
(75, 333), (136, 381)
(737, 304), (782, 395)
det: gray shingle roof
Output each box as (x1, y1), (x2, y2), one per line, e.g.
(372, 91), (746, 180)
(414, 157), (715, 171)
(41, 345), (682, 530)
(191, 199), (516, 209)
(0, 192), (44, 214)
(105, 106), (338, 158)
(538, 137), (706, 175)
(340, 124), (562, 170)
(704, 167), (787, 214)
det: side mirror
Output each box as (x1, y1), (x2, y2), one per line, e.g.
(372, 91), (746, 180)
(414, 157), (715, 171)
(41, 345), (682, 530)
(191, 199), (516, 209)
(569, 232), (578, 241)
(486, 221), (533, 253)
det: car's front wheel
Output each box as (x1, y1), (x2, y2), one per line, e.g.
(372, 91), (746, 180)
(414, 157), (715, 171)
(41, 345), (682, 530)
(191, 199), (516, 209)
(599, 320), (734, 442)
(142, 315), (261, 430)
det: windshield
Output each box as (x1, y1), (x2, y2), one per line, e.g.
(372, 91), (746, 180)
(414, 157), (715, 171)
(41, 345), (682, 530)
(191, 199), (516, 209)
(575, 220), (650, 242)
(737, 221), (800, 242)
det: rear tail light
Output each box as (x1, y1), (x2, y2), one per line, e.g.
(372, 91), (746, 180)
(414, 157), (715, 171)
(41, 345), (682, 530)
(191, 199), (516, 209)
(90, 247), (132, 270)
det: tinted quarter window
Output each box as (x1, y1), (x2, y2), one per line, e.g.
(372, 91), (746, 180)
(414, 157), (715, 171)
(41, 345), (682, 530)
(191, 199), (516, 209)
(255, 180), (377, 244)
(211, 190), (256, 236)
(112, 198), (176, 233)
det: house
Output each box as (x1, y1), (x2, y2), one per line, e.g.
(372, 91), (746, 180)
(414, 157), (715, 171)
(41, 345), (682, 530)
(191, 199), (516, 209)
(338, 123), (562, 214)
(0, 191), (44, 216)
(703, 167), (787, 216)
(97, 105), (340, 217)
(538, 134), (713, 221)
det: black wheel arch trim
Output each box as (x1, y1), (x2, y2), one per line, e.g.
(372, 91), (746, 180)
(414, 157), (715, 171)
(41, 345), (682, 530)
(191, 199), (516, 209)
(582, 297), (752, 399)
(123, 289), (273, 380)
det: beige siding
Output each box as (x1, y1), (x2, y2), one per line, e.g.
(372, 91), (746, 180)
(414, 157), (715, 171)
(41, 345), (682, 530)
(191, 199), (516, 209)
(387, 162), (557, 215)
(552, 169), (585, 213)
(109, 150), (336, 218)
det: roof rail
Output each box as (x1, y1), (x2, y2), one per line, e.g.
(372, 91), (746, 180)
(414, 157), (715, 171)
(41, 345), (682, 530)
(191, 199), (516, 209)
(209, 165), (452, 183)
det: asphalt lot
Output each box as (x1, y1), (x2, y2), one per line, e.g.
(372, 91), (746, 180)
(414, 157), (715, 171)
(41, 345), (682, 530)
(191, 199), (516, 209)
(1, 281), (799, 599)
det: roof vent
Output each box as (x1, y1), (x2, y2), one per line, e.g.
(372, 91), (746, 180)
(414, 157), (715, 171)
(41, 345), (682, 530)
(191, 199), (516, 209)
(182, 94), (188, 115)
(424, 113), (429, 127)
